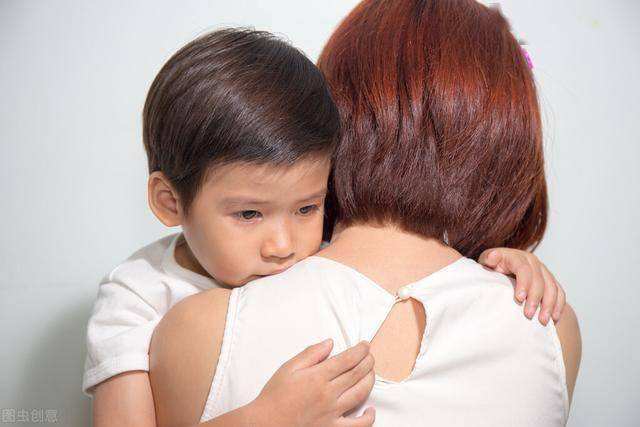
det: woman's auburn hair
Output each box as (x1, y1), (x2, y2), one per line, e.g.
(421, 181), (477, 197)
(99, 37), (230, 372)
(318, 0), (547, 259)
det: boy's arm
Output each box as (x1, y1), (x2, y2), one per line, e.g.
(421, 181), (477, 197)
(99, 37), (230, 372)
(478, 248), (567, 325)
(93, 371), (156, 427)
(84, 278), (162, 393)
(84, 275), (164, 426)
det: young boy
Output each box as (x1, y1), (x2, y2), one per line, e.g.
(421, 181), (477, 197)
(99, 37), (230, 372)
(85, 28), (566, 427)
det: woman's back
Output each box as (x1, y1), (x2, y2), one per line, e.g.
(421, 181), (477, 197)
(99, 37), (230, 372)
(195, 238), (571, 426)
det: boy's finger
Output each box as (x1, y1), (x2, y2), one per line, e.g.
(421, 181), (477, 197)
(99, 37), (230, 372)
(543, 264), (566, 321)
(336, 369), (376, 416)
(553, 286), (567, 322)
(523, 260), (545, 320)
(510, 257), (533, 304)
(331, 353), (374, 395)
(537, 265), (558, 326)
(315, 341), (370, 380)
(338, 406), (376, 427)
(478, 248), (508, 274)
(478, 248), (500, 266)
(286, 339), (334, 371)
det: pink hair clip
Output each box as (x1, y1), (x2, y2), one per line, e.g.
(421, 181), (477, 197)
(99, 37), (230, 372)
(520, 46), (534, 69)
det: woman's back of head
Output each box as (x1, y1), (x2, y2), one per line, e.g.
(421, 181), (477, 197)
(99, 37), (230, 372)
(318, 0), (547, 260)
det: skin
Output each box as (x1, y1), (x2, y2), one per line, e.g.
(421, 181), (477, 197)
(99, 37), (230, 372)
(148, 222), (581, 426)
(93, 155), (570, 427)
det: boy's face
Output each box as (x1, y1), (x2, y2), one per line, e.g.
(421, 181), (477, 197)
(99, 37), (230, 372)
(180, 155), (331, 287)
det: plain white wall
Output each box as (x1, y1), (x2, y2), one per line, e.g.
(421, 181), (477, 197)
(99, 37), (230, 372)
(0, 1), (637, 425)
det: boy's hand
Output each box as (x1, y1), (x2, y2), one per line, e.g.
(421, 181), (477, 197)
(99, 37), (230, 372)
(251, 339), (376, 427)
(478, 248), (566, 326)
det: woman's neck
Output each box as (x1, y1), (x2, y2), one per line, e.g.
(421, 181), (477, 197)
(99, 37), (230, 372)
(317, 222), (463, 294)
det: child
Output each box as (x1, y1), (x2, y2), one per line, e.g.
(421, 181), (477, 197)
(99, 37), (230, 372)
(85, 28), (566, 426)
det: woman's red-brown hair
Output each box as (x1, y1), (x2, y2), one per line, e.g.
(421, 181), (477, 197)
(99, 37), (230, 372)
(318, 0), (547, 259)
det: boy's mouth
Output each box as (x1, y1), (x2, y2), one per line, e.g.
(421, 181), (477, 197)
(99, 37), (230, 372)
(258, 265), (293, 277)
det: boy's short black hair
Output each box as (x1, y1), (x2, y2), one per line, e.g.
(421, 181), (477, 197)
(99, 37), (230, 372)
(143, 28), (340, 217)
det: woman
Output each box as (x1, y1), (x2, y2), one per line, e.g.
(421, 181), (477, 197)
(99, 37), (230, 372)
(150, 1), (581, 426)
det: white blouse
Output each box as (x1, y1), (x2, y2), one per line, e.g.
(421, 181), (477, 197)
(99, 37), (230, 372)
(200, 255), (569, 426)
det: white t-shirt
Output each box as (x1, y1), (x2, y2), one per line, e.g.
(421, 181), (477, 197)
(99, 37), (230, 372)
(82, 232), (220, 395)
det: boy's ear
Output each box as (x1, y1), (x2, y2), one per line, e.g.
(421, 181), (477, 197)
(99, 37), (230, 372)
(148, 171), (184, 227)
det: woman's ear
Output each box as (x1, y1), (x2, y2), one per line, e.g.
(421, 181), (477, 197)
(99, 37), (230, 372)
(148, 171), (183, 227)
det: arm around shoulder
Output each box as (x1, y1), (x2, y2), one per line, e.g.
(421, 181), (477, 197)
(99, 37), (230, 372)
(149, 288), (232, 427)
(554, 303), (582, 407)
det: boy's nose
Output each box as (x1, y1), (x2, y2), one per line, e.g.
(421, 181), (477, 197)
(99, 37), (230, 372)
(261, 225), (294, 260)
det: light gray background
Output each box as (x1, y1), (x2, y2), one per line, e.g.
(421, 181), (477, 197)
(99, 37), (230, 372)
(1, 1), (638, 426)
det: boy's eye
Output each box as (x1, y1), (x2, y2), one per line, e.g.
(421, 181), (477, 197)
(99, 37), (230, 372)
(298, 205), (319, 216)
(237, 210), (262, 221)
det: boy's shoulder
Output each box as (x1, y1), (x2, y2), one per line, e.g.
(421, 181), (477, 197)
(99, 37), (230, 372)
(104, 233), (178, 285)
(125, 233), (177, 264)
(93, 232), (220, 315)
(99, 232), (220, 297)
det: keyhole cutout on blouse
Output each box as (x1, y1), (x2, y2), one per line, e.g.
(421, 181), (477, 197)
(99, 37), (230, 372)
(369, 289), (427, 383)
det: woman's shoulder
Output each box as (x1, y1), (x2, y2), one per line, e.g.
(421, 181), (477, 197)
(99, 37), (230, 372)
(554, 303), (582, 407)
(240, 256), (352, 300)
(149, 288), (232, 427)
(153, 287), (232, 349)
(476, 267), (582, 408)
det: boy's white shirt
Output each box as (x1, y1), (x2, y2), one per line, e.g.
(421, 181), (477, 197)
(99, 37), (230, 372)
(82, 232), (220, 396)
